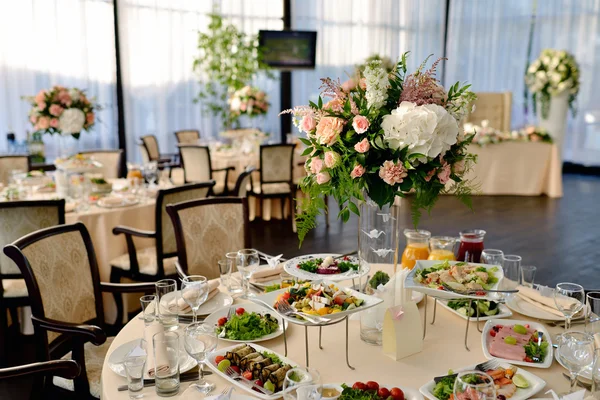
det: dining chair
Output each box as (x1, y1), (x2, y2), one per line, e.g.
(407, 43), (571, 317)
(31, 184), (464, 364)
(232, 166), (256, 197)
(0, 155), (30, 185)
(3, 222), (156, 399)
(78, 149), (124, 179)
(109, 181), (215, 323)
(250, 144), (296, 223)
(0, 359), (80, 399)
(166, 197), (250, 279)
(174, 129), (200, 144)
(178, 144), (234, 196)
(464, 92), (512, 131)
(0, 200), (65, 366)
(140, 135), (178, 165)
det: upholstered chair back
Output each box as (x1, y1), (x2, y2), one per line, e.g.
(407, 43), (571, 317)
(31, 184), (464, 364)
(175, 130), (200, 144)
(0, 155), (29, 185)
(167, 198), (249, 279)
(0, 201), (65, 276)
(465, 92), (512, 131)
(179, 145), (211, 183)
(141, 135), (160, 160)
(260, 145), (294, 184)
(79, 150), (123, 179)
(234, 167), (256, 198)
(138, 144), (150, 164)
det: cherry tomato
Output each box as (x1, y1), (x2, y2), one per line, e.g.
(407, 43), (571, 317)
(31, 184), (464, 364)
(282, 292), (291, 301)
(215, 355), (225, 364)
(254, 380), (263, 387)
(524, 356), (533, 363)
(236, 307), (245, 316)
(243, 371), (253, 380)
(217, 317), (228, 326)
(378, 388), (390, 399)
(334, 296), (346, 306)
(390, 387), (404, 400)
(490, 330), (496, 337)
(231, 366), (241, 374)
(366, 381), (379, 391)
(352, 382), (366, 390)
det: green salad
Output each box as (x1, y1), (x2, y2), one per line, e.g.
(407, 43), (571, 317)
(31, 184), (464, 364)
(432, 374), (455, 400)
(415, 261), (499, 292)
(264, 283), (281, 293)
(446, 300), (500, 317)
(216, 310), (279, 340)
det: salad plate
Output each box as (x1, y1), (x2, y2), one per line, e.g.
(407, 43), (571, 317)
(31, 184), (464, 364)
(161, 290), (234, 316)
(283, 253), (369, 282)
(203, 303), (287, 343)
(334, 381), (423, 400)
(405, 260), (504, 301)
(419, 361), (546, 400)
(438, 299), (513, 321)
(481, 319), (553, 368)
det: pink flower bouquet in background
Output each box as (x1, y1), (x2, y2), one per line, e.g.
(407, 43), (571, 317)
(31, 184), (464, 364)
(24, 86), (99, 139)
(228, 86), (270, 118)
(281, 53), (479, 243)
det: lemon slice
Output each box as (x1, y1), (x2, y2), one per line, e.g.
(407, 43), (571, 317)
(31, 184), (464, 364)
(512, 374), (529, 388)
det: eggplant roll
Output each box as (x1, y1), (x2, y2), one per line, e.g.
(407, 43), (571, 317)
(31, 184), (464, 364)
(260, 363), (281, 382)
(268, 365), (292, 390)
(239, 352), (262, 370)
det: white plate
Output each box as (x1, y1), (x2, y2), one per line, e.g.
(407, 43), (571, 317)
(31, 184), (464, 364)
(206, 343), (299, 400)
(438, 299), (513, 321)
(283, 253), (369, 282)
(252, 282), (384, 326)
(108, 338), (197, 379)
(419, 361), (546, 400)
(505, 294), (587, 322)
(203, 303), (288, 343)
(405, 260), (504, 301)
(333, 383), (423, 400)
(97, 196), (139, 208)
(481, 319), (554, 368)
(162, 291), (234, 316)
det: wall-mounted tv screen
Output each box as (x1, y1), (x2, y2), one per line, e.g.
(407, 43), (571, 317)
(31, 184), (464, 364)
(258, 30), (317, 70)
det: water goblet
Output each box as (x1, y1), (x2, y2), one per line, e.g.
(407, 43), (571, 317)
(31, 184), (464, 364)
(453, 371), (496, 400)
(181, 275), (209, 323)
(184, 323), (218, 394)
(237, 249), (260, 299)
(282, 368), (322, 400)
(557, 331), (595, 394)
(555, 283), (585, 332)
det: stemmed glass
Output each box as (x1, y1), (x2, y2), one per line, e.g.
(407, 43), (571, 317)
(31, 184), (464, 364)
(143, 161), (159, 187)
(181, 276), (209, 323)
(453, 371), (496, 400)
(282, 368), (322, 400)
(184, 322), (218, 394)
(555, 283), (585, 332)
(557, 331), (595, 394)
(237, 249), (260, 299)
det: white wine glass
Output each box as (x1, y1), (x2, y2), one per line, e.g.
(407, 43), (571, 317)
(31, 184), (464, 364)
(557, 331), (595, 394)
(453, 371), (496, 400)
(181, 275), (209, 323)
(237, 249), (260, 299)
(282, 368), (322, 400)
(555, 283), (585, 332)
(184, 322), (218, 394)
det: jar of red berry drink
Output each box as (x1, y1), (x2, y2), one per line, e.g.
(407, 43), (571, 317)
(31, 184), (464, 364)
(457, 229), (486, 262)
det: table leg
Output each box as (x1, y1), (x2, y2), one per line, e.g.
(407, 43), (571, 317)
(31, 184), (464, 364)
(345, 317), (355, 370)
(423, 295), (428, 339)
(464, 299), (472, 351)
(305, 325), (309, 368)
(319, 326), (323, 349)
(283, 320), (288, 357)
(431, 298), (437, 325)
(476, 302), (483, 333)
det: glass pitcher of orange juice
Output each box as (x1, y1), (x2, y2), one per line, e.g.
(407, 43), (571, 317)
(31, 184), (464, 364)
(401, 229), (431, 269)
(428, 236), (457, 261)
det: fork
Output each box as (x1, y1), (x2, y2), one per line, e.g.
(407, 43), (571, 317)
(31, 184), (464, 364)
(476, 359), (501, 371)
(216, 386), (234, 400)
(531, 331), (544, 363)
(218, 307), (236, 338)
(276, 300), (329, 324)
(225, 366), (273, 395)
(441, 282), (519, 295)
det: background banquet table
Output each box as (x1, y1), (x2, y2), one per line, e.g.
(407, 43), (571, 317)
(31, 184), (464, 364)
(464, 142), (563, 198)
(101, 266), (575, 399)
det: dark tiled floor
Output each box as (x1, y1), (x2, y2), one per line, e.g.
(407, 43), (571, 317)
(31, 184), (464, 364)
(2, 173), (599, 399)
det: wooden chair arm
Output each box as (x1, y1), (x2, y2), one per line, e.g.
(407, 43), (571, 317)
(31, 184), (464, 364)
(112, 226), (156, 238)
(212, 166), (235, 172)
(32, 316), (106, 346)
(112, 226), (156, 277)
(100, 282), (157, 294)
(0, 360), (80, 380)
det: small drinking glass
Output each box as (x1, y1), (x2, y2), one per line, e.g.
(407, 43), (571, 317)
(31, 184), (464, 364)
(555, 283), (585, 332)
(153, 330), (180, 397)
(557, 331), (595, 394)
(226, 252), (242, 294)
(501, 255), (522, 290)
(237, 249), (260, 299)
(181, 275), (209, 323)
(481, 249), (504, 266)
(217, 260), (231, 290)
(140, 295), (156, 326)
(453, 371), (496, 400)
(124, 339), (147, 399)
(520, 265), (537, 288)
(588, 292), (600, 334)
(282, 368), (322, 400)
(591, 348), (600, 398)
(184, 323), (218, 394)
(155, 279), (179, 331)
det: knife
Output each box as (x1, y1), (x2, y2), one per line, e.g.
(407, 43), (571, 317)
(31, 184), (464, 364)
(117, 372), (210, 391)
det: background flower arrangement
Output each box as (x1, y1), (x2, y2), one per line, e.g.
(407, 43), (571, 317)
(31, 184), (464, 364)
(465, 120), (553, 146)
(228, 86), (270, 118)
(526, 49), (580, 118)
(24, 86), (99, 139)
(282, 53), (479, 243)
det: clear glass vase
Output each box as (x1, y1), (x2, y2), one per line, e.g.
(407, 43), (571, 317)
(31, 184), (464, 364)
(359, 196), (401, 345)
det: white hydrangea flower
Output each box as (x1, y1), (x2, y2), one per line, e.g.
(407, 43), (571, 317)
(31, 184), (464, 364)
(59, 108), (85, 135)
(69, 89), (80, 102)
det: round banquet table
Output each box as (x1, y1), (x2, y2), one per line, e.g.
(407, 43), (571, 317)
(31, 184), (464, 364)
(101, 266), (575, 399)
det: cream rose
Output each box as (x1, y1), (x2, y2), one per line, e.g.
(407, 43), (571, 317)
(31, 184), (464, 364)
(352, 115), (369, 134)
(300, 115), (316, 133)
(354, 138), (370, 153)
(324, 151), (341, 168)
(315, 117), (344, 146)
(316, 171), (331, 185)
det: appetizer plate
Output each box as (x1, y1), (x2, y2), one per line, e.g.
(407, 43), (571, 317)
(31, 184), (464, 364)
(253, 283), (383, 326)
(206, 343), (298, 400)
(438, 299), (513, 321)
(97, 196), (139, 208)
(161, 290), (234, 316)
(203, 303), (288, 343)
(481, 319), (553, 369)
(332, 383), (423, 400)
(405, 260), (504, 301)
(108, 338), (197, 379)
(283, 253), (369, 282)
(419, 361), (545, 400)
(505, 294), (587, 322)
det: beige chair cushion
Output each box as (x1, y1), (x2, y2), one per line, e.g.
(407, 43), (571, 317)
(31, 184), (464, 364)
(80, 151), (121, 179)
(253, 182), (291, 195)
(465, 92), (512, 131)
(110, 246), (178, 276)
(141, 136), (160, 160)
(53, 336), (115, 398)
(1, 279), (27, 298)
(175, 130), (199, 144)
(261, 146), (293, 183)
(0, 156), (29, 185)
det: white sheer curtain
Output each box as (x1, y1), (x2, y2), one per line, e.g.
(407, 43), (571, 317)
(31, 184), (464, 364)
(118, 0), (283, 162)
(290, 0), (446, 117)
(0, 0), (118, 157)
(445, 0), (600, 166)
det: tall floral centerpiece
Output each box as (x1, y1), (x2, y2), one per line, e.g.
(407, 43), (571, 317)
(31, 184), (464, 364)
(526, 49), (580, 157)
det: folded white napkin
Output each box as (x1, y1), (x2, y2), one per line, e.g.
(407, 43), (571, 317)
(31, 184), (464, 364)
(535, 389), (587, 400)
(251, 263), (284, 283)
(176, 280), (220, 312)
(264, 254), (283, 268)
(143, 322), (169, 377)
(517, 285), (580, 317)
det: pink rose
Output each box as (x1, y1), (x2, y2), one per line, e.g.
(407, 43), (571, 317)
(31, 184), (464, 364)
(29, 115), (38, 124)
(354, 138), (370, 153)
(300, 115), (316, 133)
(323, 98), (344, 113)
(37, 117), (50, 130)
(350, 164), (365, 179)
(379, 160), (408, 185)
(34, 90), (46, 103)
(57, 90), (72, 107)
(310, 158), (324, 174)
(359, 78), (367, 90)
(315, 117), (344, 146)
(352, 115), (369, 134)
(49, 104), (63, 117)
(37, 101), (46, 111)
(240, 102), (247, 112)
(324, 151), (341, 168)
(437, 162), (452, 184)
(316, 171), (331, 185)
(86, 112), (94, 125)
(341, 79), (356, 92)
(50, 118), (59, 128)
(424, 169), (436, 182)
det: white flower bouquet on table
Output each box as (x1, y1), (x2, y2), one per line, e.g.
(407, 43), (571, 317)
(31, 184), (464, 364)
(23, 86), (100, 139)
(228, 86), (270, 118)
(526, 49), (580, 118)
(466, 120), (554, 146)
(281, 53), (479, 243)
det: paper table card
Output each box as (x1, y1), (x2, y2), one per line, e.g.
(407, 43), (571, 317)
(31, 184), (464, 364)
(382, 301), (423, 361)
